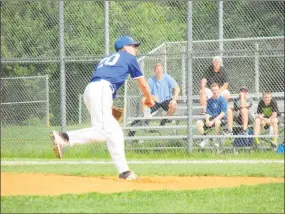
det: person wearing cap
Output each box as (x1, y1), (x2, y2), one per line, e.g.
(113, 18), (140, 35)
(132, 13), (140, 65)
(225, 86), (254, 135)
(254, 92), (280, 148)
(200, 56), (231, 115)
(49, 36), (155, 180)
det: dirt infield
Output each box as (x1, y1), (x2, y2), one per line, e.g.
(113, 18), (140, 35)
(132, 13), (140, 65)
(1, 172), (284, 196)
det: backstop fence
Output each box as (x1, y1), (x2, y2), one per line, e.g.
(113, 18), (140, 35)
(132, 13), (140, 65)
(1, 0), (284, 158)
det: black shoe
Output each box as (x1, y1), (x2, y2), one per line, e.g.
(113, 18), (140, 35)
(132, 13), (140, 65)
(160, 119), (172, 126)
(119, 171), (137, 180)
(223, 129), (233, 136)
(270, 142), (278, 148)
(252, 142), (259, 150)
(59, 132), (69, 141)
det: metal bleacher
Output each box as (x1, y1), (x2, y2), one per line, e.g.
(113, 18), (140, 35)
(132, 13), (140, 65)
(123, 92), (284, 152)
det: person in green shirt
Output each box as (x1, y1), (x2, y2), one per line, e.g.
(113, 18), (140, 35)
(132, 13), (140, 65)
(254, 92), (280, 147)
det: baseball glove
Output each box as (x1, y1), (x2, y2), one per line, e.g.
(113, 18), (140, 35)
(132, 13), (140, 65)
(112, 107), (124, 122)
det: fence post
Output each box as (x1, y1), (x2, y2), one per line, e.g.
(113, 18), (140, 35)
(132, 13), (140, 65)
(187, 1), (193, 152)
(78, 94), (82, 124)
(123, 80), (128, 128)
(164, 43), (167, 74)
(46, 74), (50, 127)
(104, 1), (110, 56)
(255, 43), (260, 94)
(181, 45), (186, 98)
(59, 0), (67, 131)
(218, 0), (224, 57)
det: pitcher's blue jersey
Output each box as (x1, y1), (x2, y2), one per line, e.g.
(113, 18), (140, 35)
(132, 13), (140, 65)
(90, 51), (143, 98)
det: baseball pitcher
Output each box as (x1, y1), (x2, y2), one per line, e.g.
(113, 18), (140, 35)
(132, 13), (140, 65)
(50, 36), (155, 180)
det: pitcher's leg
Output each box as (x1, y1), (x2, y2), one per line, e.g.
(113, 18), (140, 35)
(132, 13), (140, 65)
(105, 123), (129, 174)
(100, 82), (130, 174)
(66, 82), (106, 146)
(227, 108), (233, 132)
(67, 128), (106, 146)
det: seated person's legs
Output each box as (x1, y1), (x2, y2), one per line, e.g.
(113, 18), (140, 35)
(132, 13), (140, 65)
(141, 96), (160, 117)
(167, 100), (176, 116)
(232, 110), (254, 134)
(196, 119), (205, 135)
(240, 107), (249, 131)
(221, 89), (231, 102)
(226, 108), (234, 134)
(128, 97), (159, 137)
(160, 99), (174, 126)
(197, 118), (223, 147)
(254, 117), (277, 146)
(214, 119), (222, 135)
(196, 119), (210, 147)
(213, 119), (224, 146)
(271, 118), (279, 146)
(254, 117), (262, 145)
(200, 88), (212, 114)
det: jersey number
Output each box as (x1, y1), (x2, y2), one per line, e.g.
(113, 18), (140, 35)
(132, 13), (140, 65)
(97, 53), (120, 69)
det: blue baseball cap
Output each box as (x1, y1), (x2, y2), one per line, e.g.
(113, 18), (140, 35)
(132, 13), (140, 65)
(114, 36), (140, 51)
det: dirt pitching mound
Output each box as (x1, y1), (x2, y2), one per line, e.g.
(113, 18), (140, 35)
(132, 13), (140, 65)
(1, 172), (283, 196)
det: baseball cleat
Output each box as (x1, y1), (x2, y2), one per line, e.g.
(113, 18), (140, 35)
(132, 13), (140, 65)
(119, 171), (138, 180)
(49, 131), (69, 159)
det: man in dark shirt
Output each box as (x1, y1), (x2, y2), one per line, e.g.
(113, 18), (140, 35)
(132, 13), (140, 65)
(200, 56), (231, 114)
(254, 92), (279, 147)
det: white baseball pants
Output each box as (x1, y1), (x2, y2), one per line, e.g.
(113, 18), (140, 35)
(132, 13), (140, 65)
(66, 80), (129, 174)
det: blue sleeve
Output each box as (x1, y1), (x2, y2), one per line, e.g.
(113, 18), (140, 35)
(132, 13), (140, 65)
(147, 78), (154, 94)
(129, 57), (143, 79)
(220, 97), (227, 116)
(166, 75), (177, 89)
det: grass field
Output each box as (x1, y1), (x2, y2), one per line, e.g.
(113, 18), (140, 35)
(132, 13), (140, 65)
(1, 123), (284, 213)
(1, 124), (284, 159)
(1, 183), (283, 213)
(1, 163), (284, 213)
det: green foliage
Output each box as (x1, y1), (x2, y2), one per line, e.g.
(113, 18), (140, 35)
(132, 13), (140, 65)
(1, 1), (59, 58)
(1, 0), (283, 128)
(2, 1), (283, 61)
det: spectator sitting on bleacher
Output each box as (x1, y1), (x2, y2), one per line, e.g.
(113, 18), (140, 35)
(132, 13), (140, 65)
(254, 92), (280, 148)
(200, 56), (231, 115)
(128, 63), (180, 137)
(142, 63), (180, 125)
(225, 86), (254, 135)
(196, 83), (228, 148)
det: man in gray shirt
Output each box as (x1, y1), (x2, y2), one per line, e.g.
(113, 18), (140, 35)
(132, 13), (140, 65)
(225, 86), (254, 135)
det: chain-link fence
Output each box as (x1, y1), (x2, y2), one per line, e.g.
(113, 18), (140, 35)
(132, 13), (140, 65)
(1, 76), (49, 126)
(1, 0), (284, 158)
